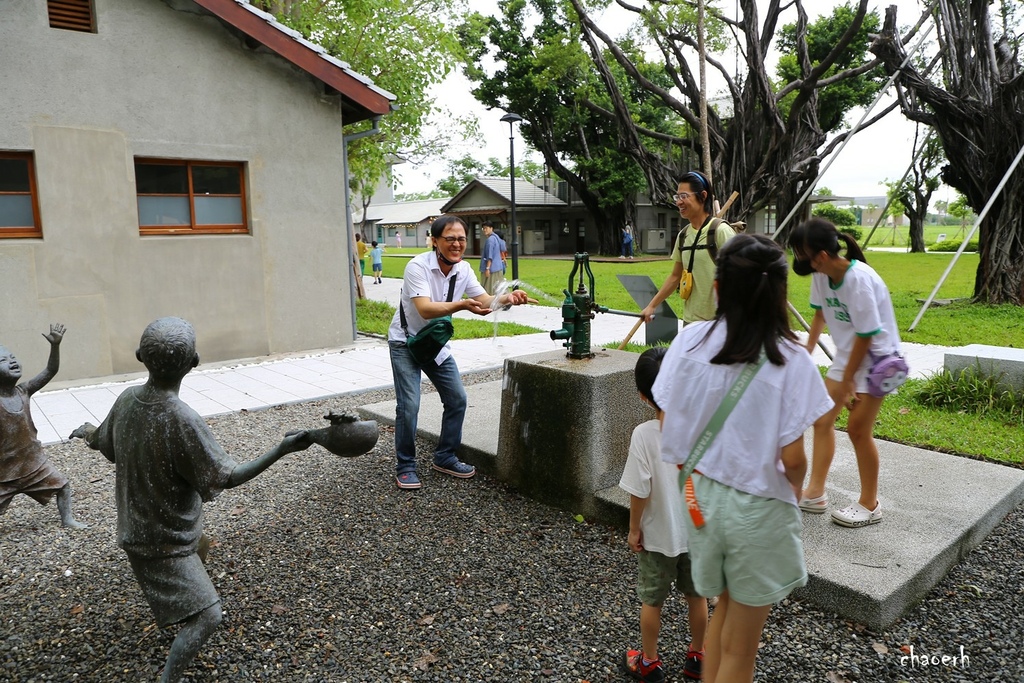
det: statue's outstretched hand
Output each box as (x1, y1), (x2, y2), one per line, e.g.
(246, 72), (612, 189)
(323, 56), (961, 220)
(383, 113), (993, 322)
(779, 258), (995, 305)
(282, 429), (313, 453)
(43, 323), (66, 346)
(69, 422), (96, 441)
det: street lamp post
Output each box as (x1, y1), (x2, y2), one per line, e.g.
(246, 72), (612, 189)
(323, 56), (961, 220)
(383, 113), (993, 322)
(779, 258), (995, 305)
(500, 112), (523, 280)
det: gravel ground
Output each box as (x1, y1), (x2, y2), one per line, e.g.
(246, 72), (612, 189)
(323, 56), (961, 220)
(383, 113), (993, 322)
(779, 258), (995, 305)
(2, 370), (1022, 682)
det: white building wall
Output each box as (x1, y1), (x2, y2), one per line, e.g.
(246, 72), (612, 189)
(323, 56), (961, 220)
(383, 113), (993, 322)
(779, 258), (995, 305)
(0, 0), (353, 380)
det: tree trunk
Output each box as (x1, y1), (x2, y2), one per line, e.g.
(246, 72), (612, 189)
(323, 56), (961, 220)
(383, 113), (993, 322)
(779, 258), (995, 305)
(904, 179), (936, 253)
(907, 213), (926, 253)
(871, 3), (1024, 303)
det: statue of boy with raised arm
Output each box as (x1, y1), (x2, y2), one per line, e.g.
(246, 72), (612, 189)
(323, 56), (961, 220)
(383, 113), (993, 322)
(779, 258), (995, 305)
(0, 323), (86, 528)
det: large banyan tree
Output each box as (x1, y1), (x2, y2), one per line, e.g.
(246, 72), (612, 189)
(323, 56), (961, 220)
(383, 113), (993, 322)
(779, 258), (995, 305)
(870, 1), (1024, 304)
(565, 0), (893, 242)
(466, 0), (895, 249)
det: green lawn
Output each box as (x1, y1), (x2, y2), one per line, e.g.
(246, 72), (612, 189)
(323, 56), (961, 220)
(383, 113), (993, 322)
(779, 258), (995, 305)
(861, 223), (973, 249)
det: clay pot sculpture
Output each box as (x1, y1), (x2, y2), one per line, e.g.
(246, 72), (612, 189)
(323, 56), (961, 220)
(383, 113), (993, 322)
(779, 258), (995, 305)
(306, 411), (379, 457)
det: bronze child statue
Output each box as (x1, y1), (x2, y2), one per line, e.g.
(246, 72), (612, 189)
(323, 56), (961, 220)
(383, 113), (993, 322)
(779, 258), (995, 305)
(0, 323), (86, 529)
(70, 317), (313, 683)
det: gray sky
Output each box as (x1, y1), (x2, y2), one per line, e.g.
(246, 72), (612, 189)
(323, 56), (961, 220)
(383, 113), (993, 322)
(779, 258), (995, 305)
(395, 0), (938, 202)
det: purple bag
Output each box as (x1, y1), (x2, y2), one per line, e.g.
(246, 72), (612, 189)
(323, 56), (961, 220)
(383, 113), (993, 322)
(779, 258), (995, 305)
(866, 351), (910, 397)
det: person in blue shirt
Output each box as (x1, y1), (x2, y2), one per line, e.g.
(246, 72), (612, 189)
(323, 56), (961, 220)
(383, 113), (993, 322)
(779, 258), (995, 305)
(369, 241), (384, 284)
(479, 220), (504, 295)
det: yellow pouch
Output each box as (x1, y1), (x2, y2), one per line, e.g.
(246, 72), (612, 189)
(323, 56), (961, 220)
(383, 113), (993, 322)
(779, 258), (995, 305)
(679, 269), (694, 300)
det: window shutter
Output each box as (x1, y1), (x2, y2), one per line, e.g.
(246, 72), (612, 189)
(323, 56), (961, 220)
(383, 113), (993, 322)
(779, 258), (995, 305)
(47, 0), (95, 33)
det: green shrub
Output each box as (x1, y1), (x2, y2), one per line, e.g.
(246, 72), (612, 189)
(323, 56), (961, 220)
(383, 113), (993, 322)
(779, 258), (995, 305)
(915, 366), (1024, 425)
(812, 203), (858, 227)
(841, 226), (862, 242)
(930, 239), (979, 252)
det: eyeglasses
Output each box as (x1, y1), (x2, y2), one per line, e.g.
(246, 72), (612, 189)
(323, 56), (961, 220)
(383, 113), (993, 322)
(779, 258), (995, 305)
(673, 192), (697, 202)
(439, 236), (467, 244)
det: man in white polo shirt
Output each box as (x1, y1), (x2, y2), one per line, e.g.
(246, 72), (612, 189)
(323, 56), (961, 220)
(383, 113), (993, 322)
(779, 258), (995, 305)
(388, 215), (530, 490)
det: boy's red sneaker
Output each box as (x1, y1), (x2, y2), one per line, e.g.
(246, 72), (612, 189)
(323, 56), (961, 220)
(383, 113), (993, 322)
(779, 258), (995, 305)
(682, 648), (704, 680)
(622, 649), (666, 682)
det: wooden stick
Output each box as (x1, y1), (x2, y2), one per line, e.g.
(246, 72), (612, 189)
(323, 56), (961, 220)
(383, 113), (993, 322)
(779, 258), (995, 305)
(617, 191), (741, 350)
(717, 191), (739, 217)
(617, 317), (646, 350)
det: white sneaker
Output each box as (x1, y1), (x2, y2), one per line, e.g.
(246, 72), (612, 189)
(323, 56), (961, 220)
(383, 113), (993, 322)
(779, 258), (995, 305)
(618, 255), (625, 259)
(831, 502), (882, 527)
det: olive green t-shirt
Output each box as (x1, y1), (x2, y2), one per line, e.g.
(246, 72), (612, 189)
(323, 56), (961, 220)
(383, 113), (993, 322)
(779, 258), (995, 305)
(672, 217), (736, 322)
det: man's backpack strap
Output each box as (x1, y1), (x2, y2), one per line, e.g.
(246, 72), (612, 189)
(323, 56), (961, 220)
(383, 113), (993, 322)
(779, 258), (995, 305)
(706, 218), (723, 261)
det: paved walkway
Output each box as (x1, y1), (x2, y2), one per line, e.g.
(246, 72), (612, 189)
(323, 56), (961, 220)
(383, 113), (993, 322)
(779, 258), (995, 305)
(31, 275), (956, 445)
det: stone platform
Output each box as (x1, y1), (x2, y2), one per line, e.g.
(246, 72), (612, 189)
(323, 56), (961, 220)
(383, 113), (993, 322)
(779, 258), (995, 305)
(360, 378), (1024, 630)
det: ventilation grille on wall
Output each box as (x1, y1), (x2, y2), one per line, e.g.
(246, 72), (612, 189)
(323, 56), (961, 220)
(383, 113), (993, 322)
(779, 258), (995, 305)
(47, 0), (95, 33)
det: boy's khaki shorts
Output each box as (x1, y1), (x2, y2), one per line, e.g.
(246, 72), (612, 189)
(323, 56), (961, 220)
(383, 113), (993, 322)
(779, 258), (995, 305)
(637, 549), (697, 607)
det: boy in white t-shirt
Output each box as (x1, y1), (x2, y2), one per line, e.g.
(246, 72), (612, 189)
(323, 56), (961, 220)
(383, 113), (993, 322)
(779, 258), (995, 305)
(619, 347), (708, 682)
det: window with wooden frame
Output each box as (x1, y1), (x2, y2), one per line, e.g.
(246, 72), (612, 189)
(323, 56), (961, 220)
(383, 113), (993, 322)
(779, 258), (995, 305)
(0, 153), (43, 239)
(135, 159), (249, 235)
(47, 0), (96, 33)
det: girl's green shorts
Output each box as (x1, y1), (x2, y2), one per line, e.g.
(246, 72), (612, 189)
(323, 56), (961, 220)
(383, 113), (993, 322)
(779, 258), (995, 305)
(686, 474), (807, 607)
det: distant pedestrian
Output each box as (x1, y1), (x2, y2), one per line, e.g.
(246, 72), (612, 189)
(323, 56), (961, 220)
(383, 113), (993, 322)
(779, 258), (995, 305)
(355, 233), (367, 275)
(395, 231), (402, 249)
(370, 241), (384, 284)
(792, 218), (903, 528)
(620, 347), (708, 682)
(495, 229), (509, 274)
(479, 220), (504, 295)
(621, 223), (635, 259)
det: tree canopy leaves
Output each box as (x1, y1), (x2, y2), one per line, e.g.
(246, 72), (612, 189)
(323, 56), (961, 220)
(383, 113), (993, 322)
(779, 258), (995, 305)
(255, 0), (470, 206)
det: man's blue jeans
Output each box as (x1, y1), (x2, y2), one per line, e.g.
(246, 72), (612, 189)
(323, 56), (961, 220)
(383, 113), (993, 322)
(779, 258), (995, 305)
(388, 340), (468, 474)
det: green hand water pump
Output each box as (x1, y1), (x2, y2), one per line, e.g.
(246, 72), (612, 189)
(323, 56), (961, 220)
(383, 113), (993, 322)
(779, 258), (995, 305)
(549, 253), (608, 359)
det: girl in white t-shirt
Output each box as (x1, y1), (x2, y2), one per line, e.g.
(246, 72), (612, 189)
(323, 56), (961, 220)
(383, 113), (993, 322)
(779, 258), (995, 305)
(791, 218), (903, 529)
(653, 234), (833, 683)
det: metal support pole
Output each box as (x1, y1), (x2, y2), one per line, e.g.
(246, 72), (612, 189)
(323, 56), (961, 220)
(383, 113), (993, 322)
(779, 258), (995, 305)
(501, 112), (523, 280)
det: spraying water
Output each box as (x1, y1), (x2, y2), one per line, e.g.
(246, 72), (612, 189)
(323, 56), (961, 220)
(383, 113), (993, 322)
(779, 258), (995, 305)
(488, 279), (560, 341)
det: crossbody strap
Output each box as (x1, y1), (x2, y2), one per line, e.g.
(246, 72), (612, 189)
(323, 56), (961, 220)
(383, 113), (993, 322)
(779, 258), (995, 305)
(401, 273), (457, 336)
(678, 354), (768, 486)
(686, 226), (704, 272)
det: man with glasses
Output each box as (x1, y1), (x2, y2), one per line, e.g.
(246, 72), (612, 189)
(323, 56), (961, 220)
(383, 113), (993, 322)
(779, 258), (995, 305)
(388, 215), (531, 490)
(641, 170), (736, 326)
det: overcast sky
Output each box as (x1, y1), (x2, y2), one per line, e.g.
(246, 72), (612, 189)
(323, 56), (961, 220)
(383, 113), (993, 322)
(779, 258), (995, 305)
(394, 0), (942, 202)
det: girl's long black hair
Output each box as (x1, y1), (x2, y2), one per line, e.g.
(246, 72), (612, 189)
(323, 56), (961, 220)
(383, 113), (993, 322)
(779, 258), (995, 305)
(693, 233), (796, 366)
(790, 217), (867, 275)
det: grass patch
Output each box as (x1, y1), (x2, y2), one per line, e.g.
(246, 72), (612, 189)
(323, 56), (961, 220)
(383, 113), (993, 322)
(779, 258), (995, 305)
(831, 375), (1024, 467)
(355, 297), (543, 339)
(915, 367), (1024, 426)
